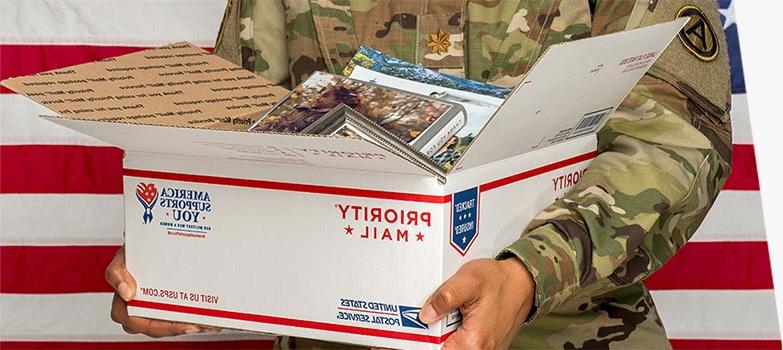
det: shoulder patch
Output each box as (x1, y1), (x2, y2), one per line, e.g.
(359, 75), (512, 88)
(627, 0), (731, 119)
(676, 5), (719, 61)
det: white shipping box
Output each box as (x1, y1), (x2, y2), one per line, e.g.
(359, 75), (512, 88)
(1, 19), (686, 349)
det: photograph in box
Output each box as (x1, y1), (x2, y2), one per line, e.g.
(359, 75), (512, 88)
(343, 45), (512, 99)
(301, 104), (451, 178)
(346, 64), (505, 171)
(249, 71), (467, 158)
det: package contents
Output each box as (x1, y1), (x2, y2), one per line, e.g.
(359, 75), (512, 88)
(344, 45), (511, 99)
(248, 71), (466, 157)
(347, 63), (505, 170)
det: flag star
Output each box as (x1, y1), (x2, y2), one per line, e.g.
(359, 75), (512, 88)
(467, 213), (471, 218)
(462, 236), (467, 244)
(718, 0), (736, 30)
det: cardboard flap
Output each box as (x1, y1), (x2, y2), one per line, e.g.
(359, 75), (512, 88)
(1, 42), (289, 131)
(2, 41), (438, 178)
(452, 19), (688, 172)
(45, 116), (435, 177)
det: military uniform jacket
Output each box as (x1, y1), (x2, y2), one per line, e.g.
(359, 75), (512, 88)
(215, 1), (733, 348)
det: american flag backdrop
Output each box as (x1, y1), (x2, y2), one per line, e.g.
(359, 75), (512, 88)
(0, 0), (779, 349)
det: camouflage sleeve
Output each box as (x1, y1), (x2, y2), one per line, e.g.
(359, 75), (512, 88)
(214, 0), (290, 85)
(499, 0), (733, 322)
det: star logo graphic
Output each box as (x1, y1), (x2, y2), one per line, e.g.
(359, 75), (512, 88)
(416, 232), (425, 241)
(344, 225), (354, 235)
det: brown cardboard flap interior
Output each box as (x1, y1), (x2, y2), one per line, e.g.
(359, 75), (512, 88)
(1, 42), (289, 132)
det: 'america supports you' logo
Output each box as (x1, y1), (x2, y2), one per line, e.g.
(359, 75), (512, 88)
(136, 182), (159, 224)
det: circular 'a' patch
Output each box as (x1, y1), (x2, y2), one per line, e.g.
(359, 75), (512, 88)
(676, 5), (719, 61)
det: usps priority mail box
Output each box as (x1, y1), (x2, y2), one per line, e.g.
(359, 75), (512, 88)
(0, 19), (686, 350)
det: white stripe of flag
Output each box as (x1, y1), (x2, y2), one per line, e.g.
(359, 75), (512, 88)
(0, 0), (227, 47)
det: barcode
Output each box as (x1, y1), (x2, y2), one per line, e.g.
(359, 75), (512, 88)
(569, 108), (612, 137)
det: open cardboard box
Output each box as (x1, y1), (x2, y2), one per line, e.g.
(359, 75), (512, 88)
(2, 19), (685, 349)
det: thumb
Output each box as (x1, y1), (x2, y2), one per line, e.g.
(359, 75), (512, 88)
(420, 272), (477, 324)
(104, 246), (137, 302)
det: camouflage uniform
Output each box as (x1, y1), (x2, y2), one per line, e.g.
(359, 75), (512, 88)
(215, 1), (732, 348)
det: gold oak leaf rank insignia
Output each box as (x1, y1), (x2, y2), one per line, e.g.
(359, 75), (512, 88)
(427, 29), (451, 55)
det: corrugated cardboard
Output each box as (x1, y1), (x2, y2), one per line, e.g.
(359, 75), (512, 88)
(1, 42), (288, 131)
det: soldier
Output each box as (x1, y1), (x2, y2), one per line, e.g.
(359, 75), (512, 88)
(106, 0), (732, 349)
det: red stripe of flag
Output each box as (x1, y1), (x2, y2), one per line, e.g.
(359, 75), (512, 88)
(1, 45), (144, 93)
(1, 336), (778, 350)
(0, 145), (124, 194)
(1, 143), (758, 194)
(724, 144), (760, 190)
(645, 241), (773, 290)
(0, 245), (117, 294)
(670, 339), (782, 349)
(0, 340), (274, 350)
(1, 45), (212, 93)
(0, 242), (772, 294)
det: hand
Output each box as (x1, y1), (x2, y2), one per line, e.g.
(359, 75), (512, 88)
(105, 246), (221, 337)
(419, 258), (535, 350)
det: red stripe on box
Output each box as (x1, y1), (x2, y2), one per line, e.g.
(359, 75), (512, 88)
(479, 151), (597, 192)
(645, 241), (773, 290)
(125, 151), (598, 204)
(670, 339), (782, 349)
(724, 144), (760, 190)
(0, 340), (275, 350)
(477, 144), (758, 192)
(124, 168), (451, 204)
(0, 245), (117, 294)
(0, 142), (757, 196)
(0, 45), (212, 93)
(128, 300), (454, 344)
(0, 145), (124, 194)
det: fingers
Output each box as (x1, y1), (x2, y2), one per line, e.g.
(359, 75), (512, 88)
(443, 326), (491, 350)
(111, 293), (208, 337)
(202, 326), (223, 334)
(130, 318), (200, 338)
(104, 246), (137, 302)
(420, 266), (480, 324)
(442, 307), (499, 350)
(423, 259), (532, 350)
(443, 328), (473, 350)
(106, 247), (223, 338)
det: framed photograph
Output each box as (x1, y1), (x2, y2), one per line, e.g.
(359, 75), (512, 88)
(249, 71), (466, 157)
